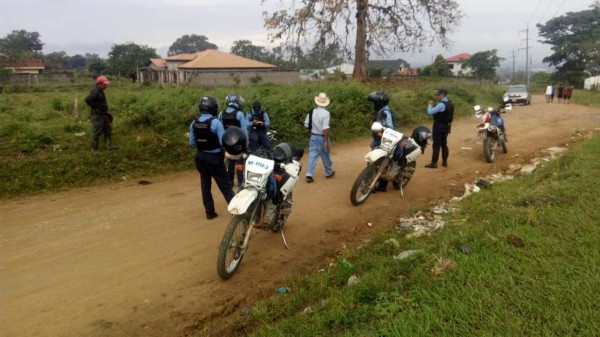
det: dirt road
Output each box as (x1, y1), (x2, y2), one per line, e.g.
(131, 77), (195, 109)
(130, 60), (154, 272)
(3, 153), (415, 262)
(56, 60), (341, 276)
(2, 96), (599, 337)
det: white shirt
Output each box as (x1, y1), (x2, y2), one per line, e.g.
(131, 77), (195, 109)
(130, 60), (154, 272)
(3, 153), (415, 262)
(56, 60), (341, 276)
(304, 107), (330, 135)
(545, 85), (554, 95)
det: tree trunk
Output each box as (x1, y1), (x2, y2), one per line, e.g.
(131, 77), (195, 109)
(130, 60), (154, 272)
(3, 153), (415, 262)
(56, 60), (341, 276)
(353, 0), (368, 81)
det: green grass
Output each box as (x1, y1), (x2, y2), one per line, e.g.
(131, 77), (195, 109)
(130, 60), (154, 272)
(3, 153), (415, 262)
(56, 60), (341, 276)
(0, 79), (509, 199)
(219, 134), (600, 337)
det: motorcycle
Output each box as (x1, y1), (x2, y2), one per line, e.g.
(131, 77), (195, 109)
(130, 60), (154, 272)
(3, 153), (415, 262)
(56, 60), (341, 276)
(217, 143), (304, 280)
(267, 129), (277, 144)
(474, 97), (512, 163)
(350, 123), (431, 206)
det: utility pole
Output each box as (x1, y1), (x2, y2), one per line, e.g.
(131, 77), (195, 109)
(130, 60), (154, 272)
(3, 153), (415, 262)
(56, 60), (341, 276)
(519, 27), (531, 87)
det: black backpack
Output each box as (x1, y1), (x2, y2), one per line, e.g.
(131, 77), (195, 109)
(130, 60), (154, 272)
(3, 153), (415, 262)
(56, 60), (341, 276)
(442, 101), (454, 123)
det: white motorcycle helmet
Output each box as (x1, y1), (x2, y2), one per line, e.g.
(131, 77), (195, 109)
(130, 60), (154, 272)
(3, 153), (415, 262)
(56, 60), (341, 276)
(371, 121), (384, 132)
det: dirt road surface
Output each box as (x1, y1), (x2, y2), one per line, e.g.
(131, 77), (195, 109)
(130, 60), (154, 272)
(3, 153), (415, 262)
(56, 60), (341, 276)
(2, 96), (600, 337)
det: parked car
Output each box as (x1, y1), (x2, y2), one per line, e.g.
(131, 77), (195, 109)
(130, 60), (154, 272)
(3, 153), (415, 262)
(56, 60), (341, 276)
(503, 85), (531, 105)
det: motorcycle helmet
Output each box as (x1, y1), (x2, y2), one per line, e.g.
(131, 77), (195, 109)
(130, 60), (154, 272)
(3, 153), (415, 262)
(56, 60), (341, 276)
(371, 121), (384, 132)
(411, 125), (431, 148)
(252, 100), (261, 112)
(272, 142), (293, 162)
(225, 93), (245, 110)
(199, 96), (218, 116)
(222, 126), (247, 157)
(367, 91), (389, 110)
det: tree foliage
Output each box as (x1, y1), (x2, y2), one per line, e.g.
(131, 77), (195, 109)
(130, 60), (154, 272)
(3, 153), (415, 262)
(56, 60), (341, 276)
(43, 51), (69, 72)
(462, 50), (503, 80)
(0, 29), (44, 59)
(429, 55), (452, 77)
(167, 34), (217, 56)
(107, 43), (158, 77)
(263, 0), (462, 80)
(230, 40), (273, 61)
(537, 1), (600, 86)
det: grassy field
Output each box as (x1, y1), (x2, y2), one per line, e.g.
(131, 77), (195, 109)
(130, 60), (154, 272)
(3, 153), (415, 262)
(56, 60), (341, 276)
(0, 79), (506, 199)
(220, 133), (600, 337)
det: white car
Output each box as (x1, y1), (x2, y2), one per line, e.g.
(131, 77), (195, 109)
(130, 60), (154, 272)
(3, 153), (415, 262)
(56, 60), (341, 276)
(503, 85), (531, 105)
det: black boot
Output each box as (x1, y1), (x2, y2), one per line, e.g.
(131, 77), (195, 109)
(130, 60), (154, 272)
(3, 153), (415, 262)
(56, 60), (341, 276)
(424, 162), (438, 169)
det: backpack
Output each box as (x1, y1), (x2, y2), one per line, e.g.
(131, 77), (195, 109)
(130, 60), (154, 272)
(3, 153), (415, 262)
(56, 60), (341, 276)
(442, 101), (454, 123)
(306, 109), (314, 131)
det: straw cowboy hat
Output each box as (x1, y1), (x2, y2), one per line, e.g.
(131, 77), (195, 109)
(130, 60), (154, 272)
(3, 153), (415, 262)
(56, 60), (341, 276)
(314, 92), (331, 107)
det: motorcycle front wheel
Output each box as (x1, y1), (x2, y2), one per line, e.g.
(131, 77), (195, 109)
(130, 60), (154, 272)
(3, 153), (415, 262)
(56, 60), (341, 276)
(350, 157), (385, 206)
(217, 215), (251, 280)
(483, 137), (497, 163)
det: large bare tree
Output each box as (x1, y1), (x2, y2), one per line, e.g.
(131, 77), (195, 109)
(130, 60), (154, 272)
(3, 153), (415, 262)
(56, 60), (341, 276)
(262, 0), (462, 80)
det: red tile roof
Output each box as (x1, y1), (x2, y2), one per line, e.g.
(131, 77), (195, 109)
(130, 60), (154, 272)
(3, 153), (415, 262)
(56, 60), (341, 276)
(2, 58), (45, 68)
(446, 53), (471, 63)
(149, 58), (167, 68)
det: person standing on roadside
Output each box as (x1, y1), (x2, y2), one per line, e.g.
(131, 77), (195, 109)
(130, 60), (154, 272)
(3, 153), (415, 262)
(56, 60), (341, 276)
(545, 84), (554, 103)
(557, 84), (564, 103)
(189, 96), (235, 220)
(218, 93), (249, 187)
(85, 75), (118, 152)
(247, 100), (272, 153)
(304, 92), (335, 183)
(564, 85), (573, 104)
(424, 88), (453, 169)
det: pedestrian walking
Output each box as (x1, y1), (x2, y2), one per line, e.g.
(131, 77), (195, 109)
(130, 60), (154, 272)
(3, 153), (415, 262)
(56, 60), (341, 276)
(304, 92), (335, 183)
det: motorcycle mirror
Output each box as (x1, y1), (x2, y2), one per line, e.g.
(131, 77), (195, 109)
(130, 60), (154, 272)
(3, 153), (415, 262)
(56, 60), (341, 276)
(371, 121), (384, 132)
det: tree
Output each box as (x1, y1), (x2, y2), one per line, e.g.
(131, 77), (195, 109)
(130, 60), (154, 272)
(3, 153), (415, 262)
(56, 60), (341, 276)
(107, 43), (158, 77)
(68, 54), (87, 70)
(0, 29), (44, 59)
(44, 51), (69, 72)
(230, 40), (272, 61)
(167, 34), (217, 56)
(537, 1), (600, 87)
(263, 0), (462, 80)
(462, 50), (503, 81)
(429, 55), (452, 77)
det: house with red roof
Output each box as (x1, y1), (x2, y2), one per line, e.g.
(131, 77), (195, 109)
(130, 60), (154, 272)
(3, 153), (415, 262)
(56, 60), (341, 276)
(1, 58), (45, 74)
(446, 53), (471, 76)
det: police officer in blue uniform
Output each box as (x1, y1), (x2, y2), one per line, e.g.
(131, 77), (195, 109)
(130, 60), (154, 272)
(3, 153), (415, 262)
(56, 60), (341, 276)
(189, 96), (235, 220)
(368, 91), (396, 192)
(425, 88), (454, 168)
(247, 100), (272, 153)
(218, 93), (249, 186)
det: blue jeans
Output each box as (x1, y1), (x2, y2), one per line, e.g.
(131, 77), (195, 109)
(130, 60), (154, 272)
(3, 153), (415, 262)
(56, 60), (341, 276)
(306, 134), (333, 178)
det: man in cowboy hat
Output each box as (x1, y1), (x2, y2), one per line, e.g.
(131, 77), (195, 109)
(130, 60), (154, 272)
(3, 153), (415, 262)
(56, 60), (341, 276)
(304, 92), (335, 183)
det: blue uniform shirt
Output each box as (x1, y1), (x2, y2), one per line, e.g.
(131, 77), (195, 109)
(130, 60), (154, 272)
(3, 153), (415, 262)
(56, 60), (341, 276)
(189, 113), (225, 153)
(246, 110), (271, 129)
(379, 105), (395, 129)
(427, 97), (448, 115)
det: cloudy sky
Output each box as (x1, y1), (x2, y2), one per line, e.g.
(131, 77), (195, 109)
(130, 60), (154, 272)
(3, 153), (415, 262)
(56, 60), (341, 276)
(0, 0), (594, 72)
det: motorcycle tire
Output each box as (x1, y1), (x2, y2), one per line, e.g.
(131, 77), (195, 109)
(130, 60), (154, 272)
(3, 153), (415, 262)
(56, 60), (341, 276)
(483, 137), (497, 163)
(350, 157), (385, 206)
(217, 214), (250, 280)
(501, 140), (508, 154)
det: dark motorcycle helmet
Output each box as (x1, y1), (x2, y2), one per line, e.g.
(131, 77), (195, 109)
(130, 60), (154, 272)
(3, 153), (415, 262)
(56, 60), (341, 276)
(225, 93), (245, 110)
(222, 126), (247, 155)
(367, 91), (389, 110)
(252, 100), (261, 112)
(272, 142), (293, 162)
(199, 96), (218, 116)
(411, 125), (431, 148)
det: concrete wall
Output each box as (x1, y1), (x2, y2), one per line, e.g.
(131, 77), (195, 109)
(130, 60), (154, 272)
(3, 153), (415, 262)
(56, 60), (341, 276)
(185, 71), (299, 86)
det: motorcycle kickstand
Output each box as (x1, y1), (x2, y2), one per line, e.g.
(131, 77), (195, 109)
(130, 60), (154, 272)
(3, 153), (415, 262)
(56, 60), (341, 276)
(280, 227), (290, 250)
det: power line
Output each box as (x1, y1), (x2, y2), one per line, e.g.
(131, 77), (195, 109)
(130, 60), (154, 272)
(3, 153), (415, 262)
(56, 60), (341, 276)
(551, 0), (567, 19)
(536, 0), (556, 24)
(528, 0), (544, 25)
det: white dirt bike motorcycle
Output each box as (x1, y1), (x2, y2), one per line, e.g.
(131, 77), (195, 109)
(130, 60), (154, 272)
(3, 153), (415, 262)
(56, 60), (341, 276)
(217, 143), (303, 280)
(350, 123), (431, 206)
(474, 97), (512, 163)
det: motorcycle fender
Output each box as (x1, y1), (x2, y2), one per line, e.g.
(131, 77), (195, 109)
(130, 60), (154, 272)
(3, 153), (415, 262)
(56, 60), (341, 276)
(227, 189), (258, 215)
(280, 174), (298, 199)
(404, 138), (422, 163)
(364, 149), (387, 163)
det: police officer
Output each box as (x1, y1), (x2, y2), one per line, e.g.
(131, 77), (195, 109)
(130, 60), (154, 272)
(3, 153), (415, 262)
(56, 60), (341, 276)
(425, 88), (454, 168)
(367, 91), (396, 191)
(218, 93), (249, 186)
(189, 96), (235, 220)
(247, 100), (272, 153)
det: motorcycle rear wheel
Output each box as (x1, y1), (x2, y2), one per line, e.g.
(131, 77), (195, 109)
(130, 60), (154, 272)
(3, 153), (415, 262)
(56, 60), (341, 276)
(350, 157), (385, 206)
(483, 137), (497, 163)
(217, 215), (250, 280)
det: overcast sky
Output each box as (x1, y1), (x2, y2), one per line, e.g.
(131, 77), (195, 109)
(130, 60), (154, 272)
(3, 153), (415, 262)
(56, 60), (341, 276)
(0, 0), (594, 72)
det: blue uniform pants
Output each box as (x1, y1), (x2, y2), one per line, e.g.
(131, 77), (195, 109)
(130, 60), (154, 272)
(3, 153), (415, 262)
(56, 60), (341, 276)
(431, 121), (449, 163)
(249, 130), (271, 153)
(306, 134), (333, 178)
(195, 151), (235, 216)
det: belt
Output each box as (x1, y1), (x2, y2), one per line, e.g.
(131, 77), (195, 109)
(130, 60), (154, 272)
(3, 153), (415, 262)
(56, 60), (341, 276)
(311, 133), (324, 137)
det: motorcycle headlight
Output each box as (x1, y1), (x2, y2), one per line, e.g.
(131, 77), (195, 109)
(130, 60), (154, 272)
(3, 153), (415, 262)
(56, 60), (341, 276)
(246, 172), (263, 184)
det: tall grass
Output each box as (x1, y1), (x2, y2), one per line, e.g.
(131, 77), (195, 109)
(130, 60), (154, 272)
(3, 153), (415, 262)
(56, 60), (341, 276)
(0, 79), (517, 198)
(221, 134), (600, 337)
